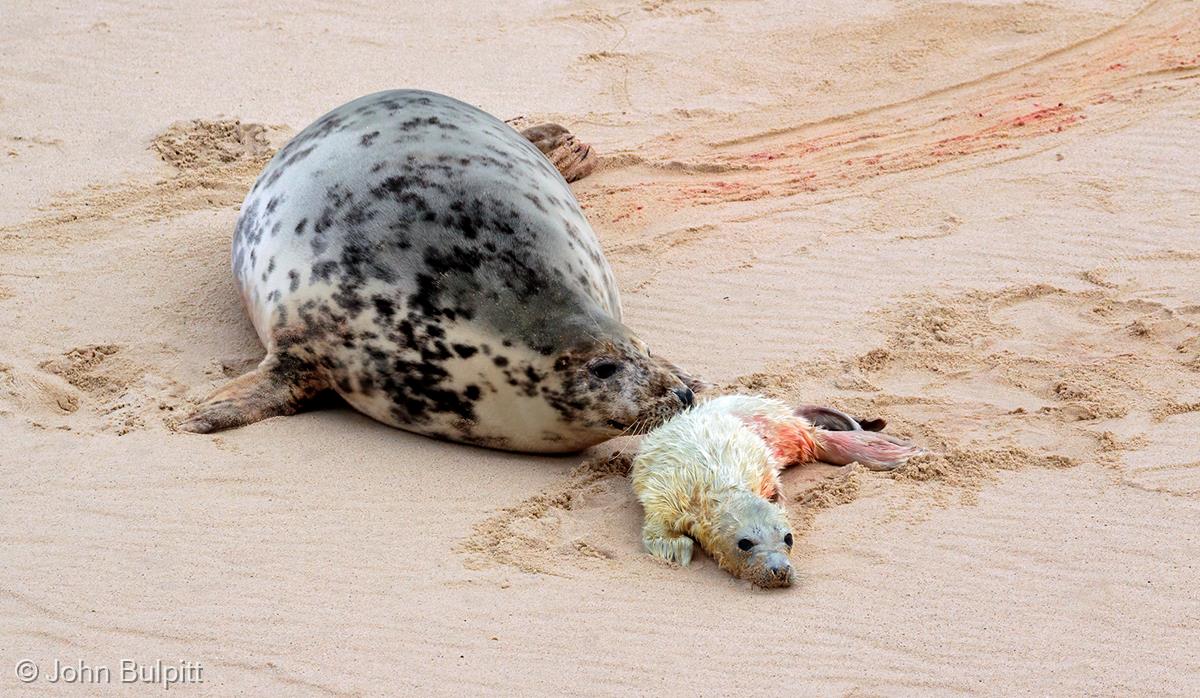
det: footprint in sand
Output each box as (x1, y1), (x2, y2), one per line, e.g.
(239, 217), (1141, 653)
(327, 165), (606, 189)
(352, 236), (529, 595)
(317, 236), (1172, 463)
(32, 344), (189, 435)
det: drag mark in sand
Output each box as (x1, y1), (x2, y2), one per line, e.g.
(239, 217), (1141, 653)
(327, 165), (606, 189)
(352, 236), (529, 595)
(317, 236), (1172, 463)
(582, 0), (1200, 222)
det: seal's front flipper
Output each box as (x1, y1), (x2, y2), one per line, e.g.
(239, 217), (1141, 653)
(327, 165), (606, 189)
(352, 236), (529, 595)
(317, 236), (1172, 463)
(179, 355), (324, 433)
(813, 430), (925, 471)
(795, 405), (887, 432)
(519, 123), (597, 183)
(642, 521), (695, 566)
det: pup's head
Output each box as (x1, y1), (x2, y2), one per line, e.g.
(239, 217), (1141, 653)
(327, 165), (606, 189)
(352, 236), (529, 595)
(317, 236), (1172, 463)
(706, 491), (794, 588)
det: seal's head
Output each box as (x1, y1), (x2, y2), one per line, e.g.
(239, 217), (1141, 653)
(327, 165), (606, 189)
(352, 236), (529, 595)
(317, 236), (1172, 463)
(704, 490), (795, 588)
(549, 330), (695, 442)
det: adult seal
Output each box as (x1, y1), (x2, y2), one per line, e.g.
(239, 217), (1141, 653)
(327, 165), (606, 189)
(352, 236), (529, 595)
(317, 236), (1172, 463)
(181, 89), (699, 452)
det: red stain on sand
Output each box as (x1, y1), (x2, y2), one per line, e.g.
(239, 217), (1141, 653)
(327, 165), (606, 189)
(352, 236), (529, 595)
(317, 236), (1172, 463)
(586, 5), (1199, 224)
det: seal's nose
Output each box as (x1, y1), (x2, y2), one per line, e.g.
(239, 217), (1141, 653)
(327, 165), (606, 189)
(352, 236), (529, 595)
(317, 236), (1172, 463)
(764, 553), (794, 587)
(674, 387), (694, 408)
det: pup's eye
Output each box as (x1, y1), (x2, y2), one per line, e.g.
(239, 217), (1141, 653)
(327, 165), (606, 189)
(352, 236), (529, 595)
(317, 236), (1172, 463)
(784, 533), (793, 548)
(737, 538), (754, 551)
(589, 360), (621, 379)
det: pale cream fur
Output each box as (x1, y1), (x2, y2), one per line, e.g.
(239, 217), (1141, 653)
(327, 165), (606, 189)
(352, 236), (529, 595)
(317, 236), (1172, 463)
(632, 395), (799, 584)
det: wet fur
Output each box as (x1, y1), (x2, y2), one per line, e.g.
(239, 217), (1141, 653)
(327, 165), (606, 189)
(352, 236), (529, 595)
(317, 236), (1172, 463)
(632, 395), (924, 587)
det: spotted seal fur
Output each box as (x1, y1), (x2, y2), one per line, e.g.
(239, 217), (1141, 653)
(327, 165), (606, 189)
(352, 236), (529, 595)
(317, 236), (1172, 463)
(180, 89), (699, 452)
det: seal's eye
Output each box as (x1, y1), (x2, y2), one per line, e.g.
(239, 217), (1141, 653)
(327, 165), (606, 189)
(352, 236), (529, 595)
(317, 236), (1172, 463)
(784, 533), (793, 548)
(737, 538), (754, 551)
(589, 360), (621, 379)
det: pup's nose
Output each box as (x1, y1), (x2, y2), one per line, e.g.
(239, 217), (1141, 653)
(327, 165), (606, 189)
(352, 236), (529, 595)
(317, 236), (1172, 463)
(765, 553), (794, 587)
(674, 387), (694, 407)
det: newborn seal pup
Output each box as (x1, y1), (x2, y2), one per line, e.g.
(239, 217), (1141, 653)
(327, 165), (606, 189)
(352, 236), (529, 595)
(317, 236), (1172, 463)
(632, 394), (924, 588)
(181, 89), (699, 452)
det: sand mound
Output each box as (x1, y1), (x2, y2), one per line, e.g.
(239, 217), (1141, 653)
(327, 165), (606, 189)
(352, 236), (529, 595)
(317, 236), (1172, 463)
(151, 119), (278, 172)
(461, 451), (635, 575)
(1, 119), (289, 249)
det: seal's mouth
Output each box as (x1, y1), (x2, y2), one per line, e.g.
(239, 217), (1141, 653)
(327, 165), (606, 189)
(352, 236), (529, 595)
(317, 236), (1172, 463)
(608, 387), (694, 436)
(606, 413), (669, 436)
(736, 550), (795, 588)
(751, 565), (795, 589)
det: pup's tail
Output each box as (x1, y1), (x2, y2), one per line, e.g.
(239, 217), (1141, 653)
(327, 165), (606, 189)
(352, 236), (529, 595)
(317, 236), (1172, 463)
(813, 430), (926, 471)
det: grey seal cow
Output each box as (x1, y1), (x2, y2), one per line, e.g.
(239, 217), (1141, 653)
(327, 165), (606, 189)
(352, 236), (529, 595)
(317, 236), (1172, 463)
(181, 90), (700, 452)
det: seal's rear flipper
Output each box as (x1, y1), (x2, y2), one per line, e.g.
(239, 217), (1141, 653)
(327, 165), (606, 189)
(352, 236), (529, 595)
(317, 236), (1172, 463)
(795, 405), (887, 432)
(812, 430), (925, 471)
(178, 354), (325, 433)
(519, 123), (597, 183)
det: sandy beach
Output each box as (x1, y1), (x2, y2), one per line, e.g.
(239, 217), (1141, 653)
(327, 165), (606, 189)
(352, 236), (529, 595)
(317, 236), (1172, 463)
(3, 0), (1199, 694)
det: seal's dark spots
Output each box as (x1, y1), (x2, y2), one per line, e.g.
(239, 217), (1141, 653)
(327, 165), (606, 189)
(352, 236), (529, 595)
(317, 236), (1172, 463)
(373, 296), (395, 318)
(360, 131), (380, 147)
(493, 356), (509, 367)
(737, 538), (754, 551)
(294, 217), (308, 235)
(452, 344), (477, 359)
(312, 260), (340, 282)
(784, 533), (793, 548)
(288, 270), (300, 292)
(554, 356), (570, 372)
(464, 385), (480, 400)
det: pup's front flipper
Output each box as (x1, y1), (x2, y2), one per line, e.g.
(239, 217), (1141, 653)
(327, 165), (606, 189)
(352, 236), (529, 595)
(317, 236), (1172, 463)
(642, 521), (695, 566)
(179, 354), (325, 433)
(813, 430), (926, 471)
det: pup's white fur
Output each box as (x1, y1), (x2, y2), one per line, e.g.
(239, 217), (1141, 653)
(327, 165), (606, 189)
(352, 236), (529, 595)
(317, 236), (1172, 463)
(632, 394), (923, 587)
